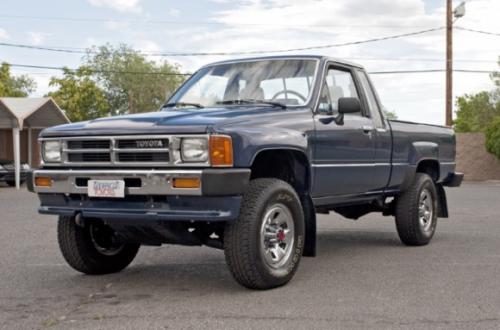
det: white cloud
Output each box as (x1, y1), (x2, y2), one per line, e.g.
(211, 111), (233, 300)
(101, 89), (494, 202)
(16, 0), (497, 125)
(168, 8), (180, 17)
(104, 20), (131, 31)
(165, 0), (499, 125)
(27, 31), (51, 45)
(0, 28), (9, 40)
(30, 75), (52, 97)
(135, 39), (162, 62)
(87, 0), (142, 13)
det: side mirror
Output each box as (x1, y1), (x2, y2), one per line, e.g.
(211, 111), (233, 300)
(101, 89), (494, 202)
(338, 97), (361, 114)
(333, 97), (361, 125)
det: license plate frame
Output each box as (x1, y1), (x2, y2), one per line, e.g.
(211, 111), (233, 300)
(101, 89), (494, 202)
(88, 180), (125, 198)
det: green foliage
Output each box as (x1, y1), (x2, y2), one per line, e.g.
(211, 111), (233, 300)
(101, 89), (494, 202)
(454, 57), (500, 158)
(454, 91), (500, 132)
(485, 116), (500, 159)
(47, 67), (110, 122)
(0, 62), (36, 97)
(383, 108), (398, 120)
(84, 44), (185, 115)
(491, 57), (500, 88)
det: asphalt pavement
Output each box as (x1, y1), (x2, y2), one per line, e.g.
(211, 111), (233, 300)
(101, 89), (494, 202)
(1, 182), (500, 329)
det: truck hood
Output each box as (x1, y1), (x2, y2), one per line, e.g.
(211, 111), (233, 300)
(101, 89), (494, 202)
(41, 106), (284, 137)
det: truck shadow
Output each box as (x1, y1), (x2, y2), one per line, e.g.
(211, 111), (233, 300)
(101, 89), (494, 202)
(53, 229), (404, 297)
(316, 230), (402, 253)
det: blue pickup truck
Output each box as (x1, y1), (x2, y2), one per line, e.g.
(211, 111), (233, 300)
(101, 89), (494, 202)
(29, 55), (463, 289)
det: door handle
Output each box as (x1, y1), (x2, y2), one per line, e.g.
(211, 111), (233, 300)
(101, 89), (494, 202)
(362, 125), (374, 133)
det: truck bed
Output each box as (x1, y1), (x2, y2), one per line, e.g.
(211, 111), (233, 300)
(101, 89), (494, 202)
(387, 119), (456, 190)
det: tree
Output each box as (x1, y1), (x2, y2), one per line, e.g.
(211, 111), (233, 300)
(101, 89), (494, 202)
(492, 57), (500, 88)
(454, 91), (499, 132)
(485, 58), (500, 158)
(383, 108), (398, 120)
(485, 116), (500, 159)
(47, 67), (110, 122)
(84, 44), (185, 115)
(454, 57), (500, 158)
(0, 62), (36, 97)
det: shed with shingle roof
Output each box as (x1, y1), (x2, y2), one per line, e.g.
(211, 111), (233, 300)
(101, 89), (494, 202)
(0, 97), (69, 189)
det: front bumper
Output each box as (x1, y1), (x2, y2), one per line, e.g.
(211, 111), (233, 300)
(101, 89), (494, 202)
(28, 168), (250, 222)
(28, 168), (250, 196)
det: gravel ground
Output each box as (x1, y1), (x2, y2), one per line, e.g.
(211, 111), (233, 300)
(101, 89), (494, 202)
(1, 182), (499, 329)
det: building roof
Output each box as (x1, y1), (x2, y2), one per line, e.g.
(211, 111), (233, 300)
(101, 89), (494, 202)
(0, 97), (70, 129)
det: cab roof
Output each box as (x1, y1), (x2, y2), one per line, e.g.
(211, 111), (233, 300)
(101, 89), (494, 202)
(201, 55), (365, 70)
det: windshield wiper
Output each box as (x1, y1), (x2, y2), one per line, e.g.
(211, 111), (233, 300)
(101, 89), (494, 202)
(163, 102), (204, 109)
(216, 99), (286, 109)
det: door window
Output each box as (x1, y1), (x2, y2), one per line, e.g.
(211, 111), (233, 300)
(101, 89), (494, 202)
(319, 67), (360, 115)
(357, 71), (385, 128)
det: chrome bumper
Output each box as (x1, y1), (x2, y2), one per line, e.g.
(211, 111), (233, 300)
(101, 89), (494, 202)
(29, 168), (250, 196)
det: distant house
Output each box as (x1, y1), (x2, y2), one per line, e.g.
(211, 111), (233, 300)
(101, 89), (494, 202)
(0, 97), (70, 188)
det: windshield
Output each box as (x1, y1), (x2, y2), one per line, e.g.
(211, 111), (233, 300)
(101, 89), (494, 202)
(166, 59), (318, 108)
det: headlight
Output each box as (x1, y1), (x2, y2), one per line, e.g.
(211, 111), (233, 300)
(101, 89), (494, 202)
(22, 164), (30, 170)
(181, 138), (208, 162)
(42, 141), (62, 162)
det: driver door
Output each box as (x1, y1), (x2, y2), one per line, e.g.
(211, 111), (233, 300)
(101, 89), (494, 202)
(312, 65), (377, 197)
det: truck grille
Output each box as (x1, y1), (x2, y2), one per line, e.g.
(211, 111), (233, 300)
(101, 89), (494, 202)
(68, 153), (112, 162)
(62, 136), (171, 166)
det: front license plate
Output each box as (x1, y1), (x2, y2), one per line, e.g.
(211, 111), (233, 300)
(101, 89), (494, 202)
(88, 180), (125, 198)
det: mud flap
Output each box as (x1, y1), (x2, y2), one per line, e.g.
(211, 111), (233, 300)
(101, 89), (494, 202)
(436, 184), (449, 218)
(300, 195), (316, 257)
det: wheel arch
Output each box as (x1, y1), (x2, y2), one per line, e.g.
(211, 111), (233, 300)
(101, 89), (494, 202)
(250, 147), (311, 195)
(250, 148), (316, 257)
(416, 158), (440, 182)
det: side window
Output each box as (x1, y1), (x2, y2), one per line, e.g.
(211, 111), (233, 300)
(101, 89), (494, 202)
(357, 71), (384, 128)
(321, 67), (360, 115)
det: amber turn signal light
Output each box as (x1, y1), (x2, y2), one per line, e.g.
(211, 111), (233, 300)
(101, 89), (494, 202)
(209, 135), (233, 167)
(172, 177), (201, 189)
(35, 176), (52, 187)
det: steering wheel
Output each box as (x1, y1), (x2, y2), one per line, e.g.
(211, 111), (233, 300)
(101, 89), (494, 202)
(271, 90), (307, 102)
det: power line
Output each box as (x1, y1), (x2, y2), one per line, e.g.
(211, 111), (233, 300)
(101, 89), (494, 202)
(455, 26), (500, 37)
(6, 63), (494, 76)
(0, 27), (445, 56)
(349, 57), (495, 63)
(370, 69), (494, 74)
(0, 14), (438, 29)
(0, 43), (85, 54)
(6, 63), (192, 76)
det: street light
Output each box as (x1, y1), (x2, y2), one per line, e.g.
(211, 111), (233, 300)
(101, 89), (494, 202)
(446, 0), (466, 127)
(454, 2), (466, 19)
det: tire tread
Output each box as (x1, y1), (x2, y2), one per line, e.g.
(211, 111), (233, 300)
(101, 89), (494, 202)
(57, 216), (139, 275)
(224, 178), (303, 289)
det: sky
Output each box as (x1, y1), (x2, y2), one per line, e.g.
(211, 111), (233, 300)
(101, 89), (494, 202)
(1, 0), (499, 125)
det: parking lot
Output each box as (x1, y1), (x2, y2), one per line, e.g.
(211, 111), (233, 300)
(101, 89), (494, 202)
(1, 182), (500, 329)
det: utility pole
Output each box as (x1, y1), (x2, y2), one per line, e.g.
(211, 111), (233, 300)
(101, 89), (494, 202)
(446, 0), (453, 127)
(446, 1), (466, 127)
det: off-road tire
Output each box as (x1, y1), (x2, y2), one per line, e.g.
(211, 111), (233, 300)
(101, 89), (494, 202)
(57, 216), (140, 275)
(224, 178), (305, 290)
(395, 173), (438, 246)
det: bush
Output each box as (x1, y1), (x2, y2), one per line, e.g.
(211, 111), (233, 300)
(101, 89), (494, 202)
(485, 116), (500, 159)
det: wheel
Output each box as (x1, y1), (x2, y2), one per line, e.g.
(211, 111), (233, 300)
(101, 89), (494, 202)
(224, 178), (305, 290)
(395, 173), (438, 246)
(57, 216), (140, 275)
